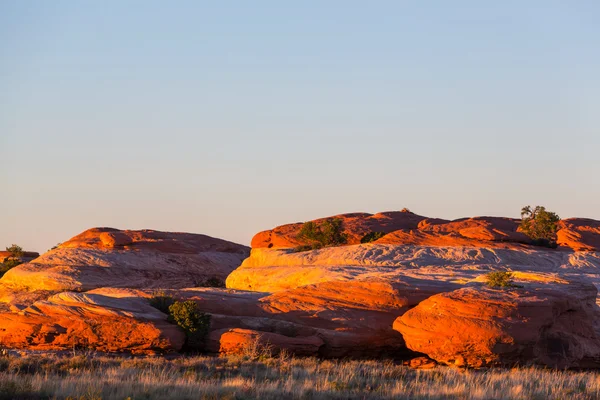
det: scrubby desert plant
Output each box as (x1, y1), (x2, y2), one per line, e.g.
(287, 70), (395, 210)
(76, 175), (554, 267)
(168, 301), (211, 351)
(5, 244), (23, 259)
(149, 292), (176, 314)
(0, 244), (24, 277)
(295, 218), (348, 252)
(360, 231), (386, 243)
(520, 205), (560, 246)
(485, 271), (517, 288)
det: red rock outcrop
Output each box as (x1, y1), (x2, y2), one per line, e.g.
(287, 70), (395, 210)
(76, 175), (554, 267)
(0, 291), (184, 353)
(394, 273), (600, 368)
(0, 251), (39, 262)
(0, 228), (249, 310)
(557, 218), (600, 252)
(251, 210), (433, 248)
(208, 328), (324, 356)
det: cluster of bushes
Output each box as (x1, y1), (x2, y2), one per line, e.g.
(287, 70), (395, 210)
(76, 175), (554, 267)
(149, 293), (211, 351)
(519, 205), (561, 248)
(294, 218), (348, 252)
(0, 245), (24, 277)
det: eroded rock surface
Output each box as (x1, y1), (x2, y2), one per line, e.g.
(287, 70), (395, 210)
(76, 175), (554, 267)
(1, 213), (600, 366)
(0, 291), (184, 353)
(394, 273), (600, 368)
(0, 228), (249, 310)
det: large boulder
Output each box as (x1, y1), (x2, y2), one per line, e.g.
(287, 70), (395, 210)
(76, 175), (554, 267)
(0, 228), (249, 310)
(0, 291), (184, 353)
(394, 273), (600, 368)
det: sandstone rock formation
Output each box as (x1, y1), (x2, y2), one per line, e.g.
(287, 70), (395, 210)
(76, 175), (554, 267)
(0, 228), (249, 310)
(557, 218), (600, 252)
(0, 291), (184, 353)
(394, 273), (600, 368)
(1, 212), (600, 368)
(0, 251), (39, 263)
(251, 210), (434, 248)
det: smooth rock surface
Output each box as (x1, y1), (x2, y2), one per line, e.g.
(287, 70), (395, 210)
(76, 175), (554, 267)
(0, 228), (249, 310)
(394, 273), (600, 368)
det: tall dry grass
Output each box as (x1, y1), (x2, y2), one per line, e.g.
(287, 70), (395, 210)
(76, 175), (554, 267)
(0, 349), (599, 399)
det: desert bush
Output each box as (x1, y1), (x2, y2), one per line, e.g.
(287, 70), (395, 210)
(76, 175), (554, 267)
(0, 259), (21, 278)
(520, 205), (560, 245)
(148, 293), (176, 314)
(297, 218), (348, 249)
(485, 271), (517, 288)
(168, 301), (211, 351)
(360, 231), (386, 243)
(1, 244), (24, 277)
(5, 244), (24, 259)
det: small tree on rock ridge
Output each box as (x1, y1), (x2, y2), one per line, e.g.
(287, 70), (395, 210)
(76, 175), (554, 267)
(519, 205), (561, 246)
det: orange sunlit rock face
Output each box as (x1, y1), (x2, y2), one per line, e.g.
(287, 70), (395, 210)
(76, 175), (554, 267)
(1, 212), (600, 364)
(250, 212), (600, 251)
(556, 218), (600, 252)
(0, 228), (249, 310)
(0, 291), (184, 353)
(394, 274), (600, 368)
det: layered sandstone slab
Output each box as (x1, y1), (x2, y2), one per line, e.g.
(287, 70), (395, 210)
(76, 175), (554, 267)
(251, 210), (434, 248)
(0, 228), (249, 310)
(0, 291), (184, 353)
(226, 244), (600, 294)
(250, 211), (600, 251)
(394, 273), (600, 368)
(557, 218), (600, 252)
(0, 279), (448, 357)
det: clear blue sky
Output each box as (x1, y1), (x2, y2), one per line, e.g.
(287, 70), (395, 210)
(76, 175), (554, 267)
(1, 1), (599, 252)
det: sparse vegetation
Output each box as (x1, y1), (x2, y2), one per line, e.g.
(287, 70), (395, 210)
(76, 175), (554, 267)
(5, 244), (23, 259)
(168, 301), (211, 351)
(149, 292), (176, 314)
(485, 271), (518, 288)
(149, 296), (211, 351)
(520, 205), (561, 247)
(361, 231), (386, 243)
(0, 244), (24, 277)
(295, 218), (348, 252)
(0, 352), (598, 399)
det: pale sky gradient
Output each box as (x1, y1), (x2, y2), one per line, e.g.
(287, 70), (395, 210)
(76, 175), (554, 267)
(1, 1), (599, 253)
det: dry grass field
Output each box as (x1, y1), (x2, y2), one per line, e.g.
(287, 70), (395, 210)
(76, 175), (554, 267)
(1, 349), (599, 400)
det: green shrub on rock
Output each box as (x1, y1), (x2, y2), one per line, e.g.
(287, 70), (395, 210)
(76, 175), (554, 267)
(168, 301), (211, 351)
(295, 218), (348, 252)
(485, 271), (518, 288)
(520, 205), (560, 247)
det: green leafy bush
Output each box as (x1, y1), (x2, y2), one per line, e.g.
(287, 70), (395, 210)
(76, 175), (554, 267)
(168, 301), (211, 351)
(0, 245), (24, 278)
(485, 271), (517, 288)
(5, 245), (23, 259)
(520, 205), (560, 246)
(360, 231), (386, 243)
(295, 218), (348, 251)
